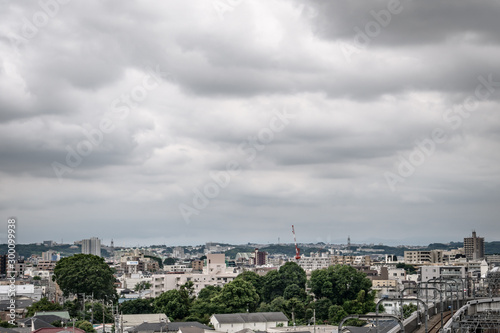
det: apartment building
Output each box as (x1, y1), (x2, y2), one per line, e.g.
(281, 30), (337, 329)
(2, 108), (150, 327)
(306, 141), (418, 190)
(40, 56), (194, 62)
(464, 231), (485, 260)
(151, 254), (238, 297)
(404, 250), (443, 264)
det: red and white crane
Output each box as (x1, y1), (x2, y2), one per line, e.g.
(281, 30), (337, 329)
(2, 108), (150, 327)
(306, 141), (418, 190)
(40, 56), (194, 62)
(292, 225), (301, 260)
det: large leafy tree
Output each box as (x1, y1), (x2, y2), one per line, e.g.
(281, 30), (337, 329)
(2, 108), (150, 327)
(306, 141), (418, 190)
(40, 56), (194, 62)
(212, 279), (260, 313)
(53, 254), (117, 301)
(262, 262), (307, 303)
(154, 282), (195, 320)
(189, 285), (223, 324)
(262, 270), (284, 303)
(309, 265), (372, 306)
(235, 271), (263, 299)
(120, 298), (155, 315)
(279, 262), (307, 289)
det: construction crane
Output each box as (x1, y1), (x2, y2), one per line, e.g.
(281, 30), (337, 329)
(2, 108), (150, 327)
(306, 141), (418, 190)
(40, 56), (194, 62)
(292, 225), (301, 260)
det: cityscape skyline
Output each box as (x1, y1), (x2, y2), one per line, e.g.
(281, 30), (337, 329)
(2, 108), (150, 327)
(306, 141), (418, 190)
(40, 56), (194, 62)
(2, 2), (500, 247)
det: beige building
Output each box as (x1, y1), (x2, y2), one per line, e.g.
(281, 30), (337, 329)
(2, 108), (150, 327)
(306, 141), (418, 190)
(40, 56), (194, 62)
(404, 250), (443, 264)
(151, 254), (238, 297)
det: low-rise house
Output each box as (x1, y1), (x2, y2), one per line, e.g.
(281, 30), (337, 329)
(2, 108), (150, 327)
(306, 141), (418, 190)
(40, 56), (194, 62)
(120, 313), (169, 332)
(210, 312), (288, 333)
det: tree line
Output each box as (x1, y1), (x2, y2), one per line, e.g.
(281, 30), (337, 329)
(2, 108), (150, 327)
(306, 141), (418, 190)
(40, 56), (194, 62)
(120, 262), (378, 325)
(32, 254), (378, 329)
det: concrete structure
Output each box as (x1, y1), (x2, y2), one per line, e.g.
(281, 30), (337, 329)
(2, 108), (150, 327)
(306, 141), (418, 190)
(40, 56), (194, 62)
(81, 237), (101, 256)
(464, 231), (485, 260)
(0, 284), (42, 301)
(404, 250), (443, 264)
(191, 260), (203, 272)
(210, 312), (288, 333)
(151, 254), (238, 297)
(296, 256), (331, 271)
(420, 265), (466, 282)
(253, 249), (268, 266)
(173, 247), (185, 259)
(120, 314), (169, 332)
(41, 250), (60, 262)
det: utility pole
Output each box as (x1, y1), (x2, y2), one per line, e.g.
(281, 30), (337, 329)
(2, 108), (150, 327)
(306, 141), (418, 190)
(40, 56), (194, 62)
(313, 309), (316, 333)
(102, 299), (106, 333)
(91, 293), (94, 324)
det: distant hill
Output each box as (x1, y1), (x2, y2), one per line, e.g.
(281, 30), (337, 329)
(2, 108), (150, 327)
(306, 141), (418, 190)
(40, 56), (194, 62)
(0, 243), (109, 258)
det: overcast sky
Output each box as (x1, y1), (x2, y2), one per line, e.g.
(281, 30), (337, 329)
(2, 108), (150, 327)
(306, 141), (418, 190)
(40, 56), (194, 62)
(1, 0), (499, 247)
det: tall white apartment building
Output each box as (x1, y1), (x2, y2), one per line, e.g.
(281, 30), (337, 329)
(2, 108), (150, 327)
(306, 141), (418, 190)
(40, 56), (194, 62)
(81, 237), (101, 256)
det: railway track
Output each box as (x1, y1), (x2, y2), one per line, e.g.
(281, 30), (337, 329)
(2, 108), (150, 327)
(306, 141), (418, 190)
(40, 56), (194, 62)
(428, 311), (452, 333)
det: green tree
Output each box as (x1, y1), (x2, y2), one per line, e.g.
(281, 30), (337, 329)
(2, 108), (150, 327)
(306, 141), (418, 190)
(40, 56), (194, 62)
(164, 257), (176, 265)
(53, 254), (117, 301)
(134, 281), (152, 292)
(401, 303), (418, 319)
(283, 284), (307, 301)
(26, 297), (63, 317)
(236, 271), (263, 299)
(309, 265), (372, 306)
(75, 320), (95, 332)
(262, 270), (284, 303)
(33, 276), (42, 281)
(212, 279), (260, 313)
(342, 290), (377, 315)
(328, 305), (348, 324)
(311, 298), (332, 321)
(63, 299), (80, 319)
(396, 263), (417, 274)
(154, 282), (194, 320)
(154, 289), (189, 320)
(0, 320), (16, 328)
(120, 298), (154, 314)
(283, 297), (306, 325)
(262, 262), (306, 303)
(189, 285), (223, 323)
(279, 262), (307, 289)
(85, 302), (113, 324)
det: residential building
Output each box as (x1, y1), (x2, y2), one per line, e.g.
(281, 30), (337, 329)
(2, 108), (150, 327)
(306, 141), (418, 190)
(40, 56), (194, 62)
(296, 256), (331, 271)
(331, 255), (372, 266)
(464, 231), (485, 260)
(404, 250), (443, 264)
(118, 313), (169, 332)
(36, 260), (56, 271)
(151, 254), (238, 297)
(210, 312), (288, 333)
(42, 251), (60, 262)
(420, 265), (466, 282)
(173, 247), (185, 259)
(253, 249), (268, 266)
(191, 260), (203, 272)
(81, 237), (101, 256)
